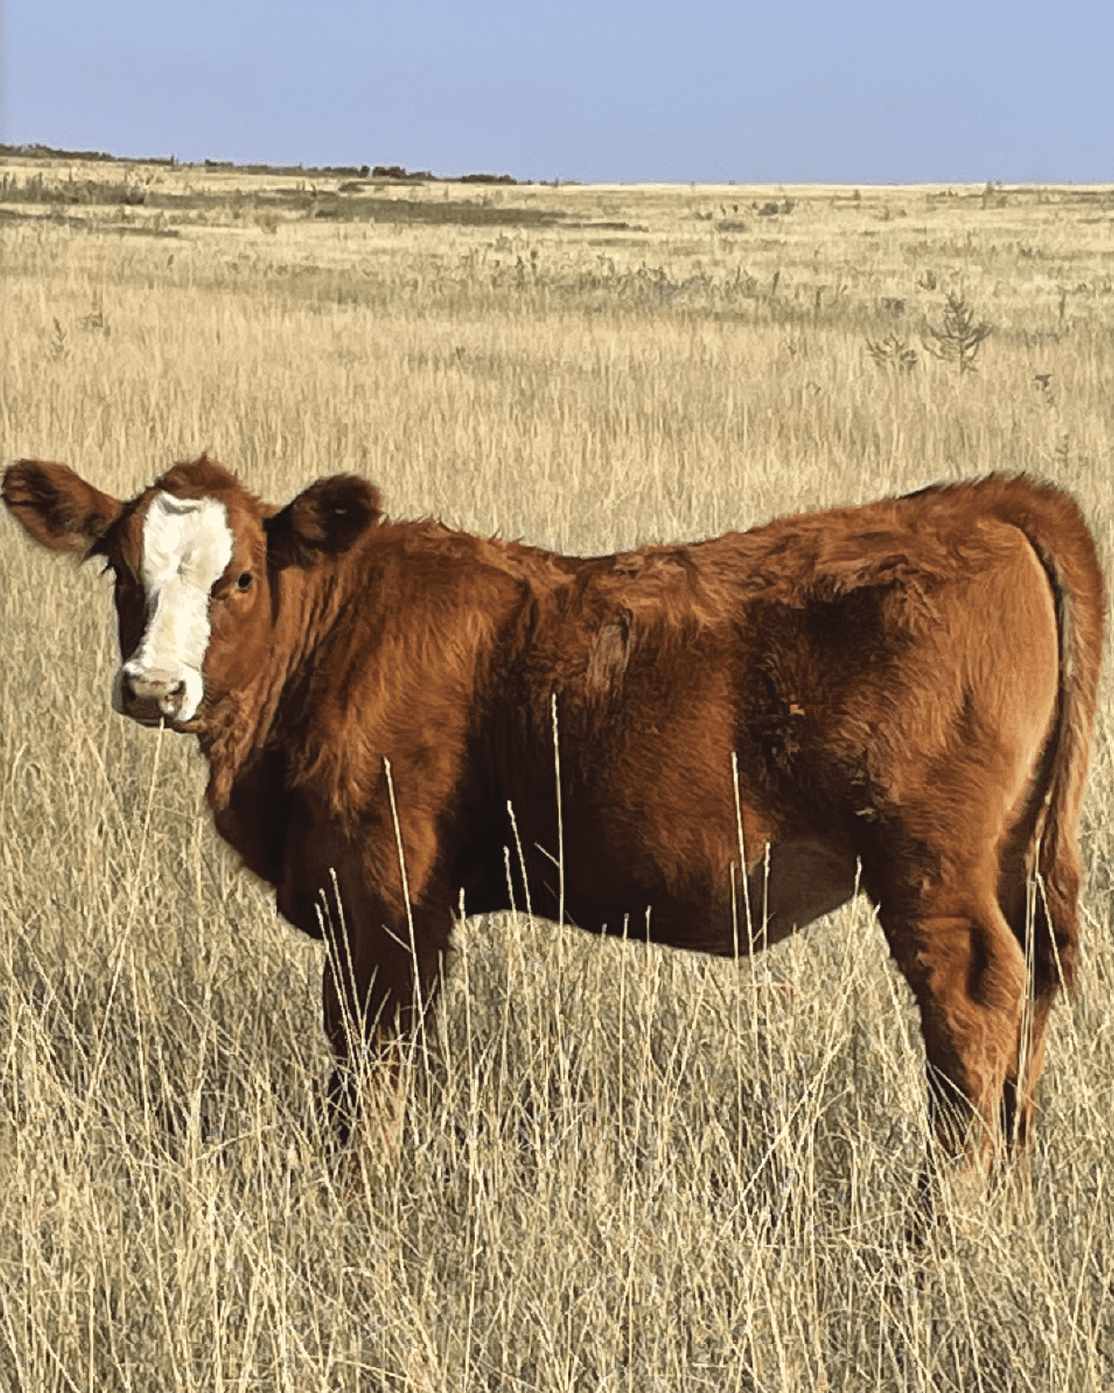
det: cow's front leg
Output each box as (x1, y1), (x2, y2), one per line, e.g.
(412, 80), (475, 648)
(320, 902), (452, 1156)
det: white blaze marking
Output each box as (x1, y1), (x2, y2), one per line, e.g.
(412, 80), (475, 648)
(119, 492), (233, 722)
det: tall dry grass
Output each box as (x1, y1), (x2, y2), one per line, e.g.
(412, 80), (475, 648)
(1, 159), (1113, 1390)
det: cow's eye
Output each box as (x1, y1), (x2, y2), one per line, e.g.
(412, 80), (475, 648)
(236, 572), (253, 591)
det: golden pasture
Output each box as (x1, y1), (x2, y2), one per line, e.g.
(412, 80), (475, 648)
(2, 154), (1112, 1390)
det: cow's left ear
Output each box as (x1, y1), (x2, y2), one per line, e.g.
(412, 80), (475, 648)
(2, 459), (123, 556)
(266, 475), (382, 570)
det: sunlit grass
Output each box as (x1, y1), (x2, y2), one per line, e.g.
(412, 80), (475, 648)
(2, 158), (1112, 1390)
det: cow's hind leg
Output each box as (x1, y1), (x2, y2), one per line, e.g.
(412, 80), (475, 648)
(878, 877), (1028, 1168)
(997, 838), (1080, 1150)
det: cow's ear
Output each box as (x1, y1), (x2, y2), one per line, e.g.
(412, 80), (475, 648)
(2, 460), (123, 556)
(266, 475), (382, 570)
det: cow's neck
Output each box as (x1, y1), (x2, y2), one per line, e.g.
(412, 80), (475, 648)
(198, 563), (347, 813)
(198, 674), (286, 812)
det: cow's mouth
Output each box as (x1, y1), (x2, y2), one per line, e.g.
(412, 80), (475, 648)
(119, 692), (185, 729)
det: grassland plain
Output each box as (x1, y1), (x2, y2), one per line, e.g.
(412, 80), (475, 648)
(1, 154), (1113, 1391)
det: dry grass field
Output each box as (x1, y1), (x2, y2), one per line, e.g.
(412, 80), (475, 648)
(1, 154), (1113, 1391)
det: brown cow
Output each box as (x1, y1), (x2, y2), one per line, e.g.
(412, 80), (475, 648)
(3, 457), (1105, 1165)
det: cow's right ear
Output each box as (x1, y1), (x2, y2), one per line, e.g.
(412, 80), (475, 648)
(2, 460), (123, 556)
(266, 475), (382, 570)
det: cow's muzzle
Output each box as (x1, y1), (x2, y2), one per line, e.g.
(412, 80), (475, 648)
(114, 665), (188, 726)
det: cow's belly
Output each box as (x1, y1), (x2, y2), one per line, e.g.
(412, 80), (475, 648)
(559, 834), (858, 957)
(740, 836), (859, 947)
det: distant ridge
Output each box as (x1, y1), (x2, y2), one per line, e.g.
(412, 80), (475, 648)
(0, 143), (524, 185)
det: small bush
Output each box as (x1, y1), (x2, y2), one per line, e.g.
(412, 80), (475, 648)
(925, 292), (993, 374)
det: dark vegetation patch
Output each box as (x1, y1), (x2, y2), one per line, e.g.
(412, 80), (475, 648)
(107, 223), (183, 239)
(0, 206), (181, 237)
(311, 194), (562, 228)
(0, 207), (90, 234)
(0, 173), (562, 230)
(368, 165), (434, 181)
(458, 172), (519, 185)
(0, 176), (155, 206)
(570, 220), (642, 232)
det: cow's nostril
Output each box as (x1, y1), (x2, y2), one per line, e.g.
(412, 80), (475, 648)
(160, 681), (186, 712)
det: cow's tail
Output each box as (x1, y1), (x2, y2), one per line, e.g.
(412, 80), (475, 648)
(983, 476), (1106, 991)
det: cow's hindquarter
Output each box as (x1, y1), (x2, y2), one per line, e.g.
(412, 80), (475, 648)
(862, 525), (1063, 1161)
(985, 486), (1105, 1145)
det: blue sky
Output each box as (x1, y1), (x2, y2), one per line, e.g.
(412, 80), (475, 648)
(4, 1), (1111, 183)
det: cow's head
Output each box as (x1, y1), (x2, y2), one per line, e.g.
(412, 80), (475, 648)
(3, 456), (381, 729)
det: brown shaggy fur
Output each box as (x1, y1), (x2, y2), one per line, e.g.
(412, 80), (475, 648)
(4, 457), (1105, 1163)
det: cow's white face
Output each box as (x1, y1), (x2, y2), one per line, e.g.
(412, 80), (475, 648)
(4, 455), (383, 734)
(112, 491), (234, 723)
